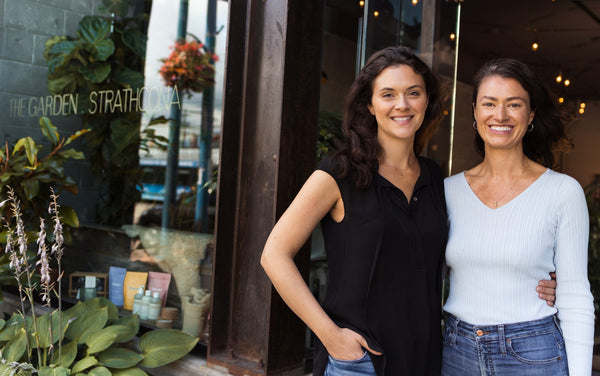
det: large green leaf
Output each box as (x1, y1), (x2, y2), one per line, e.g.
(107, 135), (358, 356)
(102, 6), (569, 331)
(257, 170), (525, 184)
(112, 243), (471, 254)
(72, 356), (98, 374)
(58, 339), (78, 368)
(98, 348), (143, 369)
(0, 319), (6, 333)
(88, 366), (111, 376)
(79, 63), (111, 83)
(0, 314), (28, 341)
(121, 29), (147, 58)
(85, 298), (119, 322)
(64, 301), (86, 320)
(110, 315), (139, 343)
(48, 40), (82, 73)
(31, 310), (70, 348)
(78, 16), (115, 61)
(23, 179), (40, 201)
(59, 205), (80, 228)
(47, 74), (78, 94)
(84, 326), (123, 354)
(38, 366), (71, 376)
(65, 306), (108, 344)
(39, 117), (60, 145)
(110, 368), (148, 376)
(138, 329), (199, 368)
(3, 328), (27, 362)
(12, 137), (37, 166)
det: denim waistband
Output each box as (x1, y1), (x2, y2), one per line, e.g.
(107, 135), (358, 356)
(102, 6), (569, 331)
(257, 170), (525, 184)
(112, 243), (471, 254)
(444, 312), (561, 340)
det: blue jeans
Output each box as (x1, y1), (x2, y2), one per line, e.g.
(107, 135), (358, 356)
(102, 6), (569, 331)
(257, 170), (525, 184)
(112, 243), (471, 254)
(442, 313), (569, 375)
(324, 351), (377, 376)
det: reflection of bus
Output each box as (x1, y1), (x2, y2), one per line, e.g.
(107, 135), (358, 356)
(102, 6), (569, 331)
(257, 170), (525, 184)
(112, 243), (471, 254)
(139, 158), (199, 202)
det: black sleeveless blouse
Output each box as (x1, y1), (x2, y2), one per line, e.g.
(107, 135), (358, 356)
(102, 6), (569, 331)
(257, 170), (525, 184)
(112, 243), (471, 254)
(312, 156), (448, 376)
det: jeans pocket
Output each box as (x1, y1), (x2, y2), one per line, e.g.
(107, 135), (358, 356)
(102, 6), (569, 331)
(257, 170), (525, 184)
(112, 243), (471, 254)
(506, 331), (563, 365)
(442, 322), (455, 347)
(326, 352), (376, 376)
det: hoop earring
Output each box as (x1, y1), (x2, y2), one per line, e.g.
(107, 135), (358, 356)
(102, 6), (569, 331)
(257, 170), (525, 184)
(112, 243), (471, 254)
(473, 120), (477, 130)
(527, 123), (534, 132)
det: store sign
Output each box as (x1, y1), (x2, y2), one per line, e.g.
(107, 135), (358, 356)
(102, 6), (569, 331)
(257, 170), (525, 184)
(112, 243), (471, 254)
(8, 86), (181, 118)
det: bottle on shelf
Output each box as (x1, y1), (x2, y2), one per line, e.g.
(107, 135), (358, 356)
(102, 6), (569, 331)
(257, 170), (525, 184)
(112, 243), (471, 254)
(148, 291), (162, 320)
(139, 290), (152, 320)
(132, 286), (144, 315)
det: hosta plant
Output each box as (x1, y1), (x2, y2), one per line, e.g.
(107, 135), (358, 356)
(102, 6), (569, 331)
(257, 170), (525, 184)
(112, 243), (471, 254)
(0, 189), (198, 375)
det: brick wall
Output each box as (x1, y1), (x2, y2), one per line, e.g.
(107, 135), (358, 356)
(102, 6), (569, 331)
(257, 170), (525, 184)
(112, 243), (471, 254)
(0, 0), (102, 223)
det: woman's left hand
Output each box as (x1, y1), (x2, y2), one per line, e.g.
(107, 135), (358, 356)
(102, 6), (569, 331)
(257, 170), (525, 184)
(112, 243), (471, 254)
(536, 272), (556, 306)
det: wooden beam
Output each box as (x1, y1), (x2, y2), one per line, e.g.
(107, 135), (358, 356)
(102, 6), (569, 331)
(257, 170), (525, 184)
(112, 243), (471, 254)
(208, 0), (324, 374)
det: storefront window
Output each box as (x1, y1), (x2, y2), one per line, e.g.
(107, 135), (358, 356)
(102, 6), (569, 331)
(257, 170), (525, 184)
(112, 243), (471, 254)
(0, 0), (228, 345)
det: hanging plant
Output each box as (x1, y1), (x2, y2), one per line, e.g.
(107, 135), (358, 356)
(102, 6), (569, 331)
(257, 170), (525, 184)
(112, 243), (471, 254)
(159, 37), (217, 97)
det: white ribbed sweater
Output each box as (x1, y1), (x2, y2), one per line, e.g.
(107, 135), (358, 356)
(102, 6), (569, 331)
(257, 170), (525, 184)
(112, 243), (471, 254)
(443, 169), (594, 376)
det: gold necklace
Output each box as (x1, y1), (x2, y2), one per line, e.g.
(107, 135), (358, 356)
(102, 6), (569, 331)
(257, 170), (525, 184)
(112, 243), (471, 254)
(381, 157), (416, 176)
(490, 168), (526, 208)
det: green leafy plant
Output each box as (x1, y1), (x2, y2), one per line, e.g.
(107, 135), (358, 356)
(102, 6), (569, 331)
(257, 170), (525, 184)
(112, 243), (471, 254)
(44, 0), (160, 226)
(0, 189), (198, 375)
(317, 111), (343, 160)
(0, 117), (85, 230)
(0, 117), (84, 302)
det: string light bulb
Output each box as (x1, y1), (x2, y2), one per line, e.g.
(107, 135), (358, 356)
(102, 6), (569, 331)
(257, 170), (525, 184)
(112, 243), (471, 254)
(359, 0), (364, 7)
(558, 97), (565, 104)
(412, 0), (419, 4)
(579, 108), (585, 114)
(580, 102), (586, 109)
(555, 73), (562, 83)
(450, 33), (456, 41)
(374, 10), (379, 17)
(564, 79), (570, 87)
(531, 29), (539, 51)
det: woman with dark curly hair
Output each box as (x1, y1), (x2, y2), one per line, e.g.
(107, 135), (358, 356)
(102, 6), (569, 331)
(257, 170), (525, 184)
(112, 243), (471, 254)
(262, 46), (447, 375)
(442, 58), (594, 375)
(261, 48), (556, 375)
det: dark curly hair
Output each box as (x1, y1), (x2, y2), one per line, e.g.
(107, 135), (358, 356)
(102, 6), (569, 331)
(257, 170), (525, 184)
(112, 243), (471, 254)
(331, 46), (444, 188)
(472, 58), (572, 169)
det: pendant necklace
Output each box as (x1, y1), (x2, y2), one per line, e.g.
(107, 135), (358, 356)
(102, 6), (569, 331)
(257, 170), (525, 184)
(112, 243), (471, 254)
(491, 168), (526, 208)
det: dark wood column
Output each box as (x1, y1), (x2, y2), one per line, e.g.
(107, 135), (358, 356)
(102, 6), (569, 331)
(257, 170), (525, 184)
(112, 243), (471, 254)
(208, 0), (324, 375)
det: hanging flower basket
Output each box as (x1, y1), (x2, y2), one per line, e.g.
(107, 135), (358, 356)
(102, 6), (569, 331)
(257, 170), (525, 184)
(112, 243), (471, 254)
(159, 39), (217, 97)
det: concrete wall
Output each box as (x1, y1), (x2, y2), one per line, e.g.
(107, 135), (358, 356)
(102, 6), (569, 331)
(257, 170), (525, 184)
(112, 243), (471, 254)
(0, 0), (101, 222)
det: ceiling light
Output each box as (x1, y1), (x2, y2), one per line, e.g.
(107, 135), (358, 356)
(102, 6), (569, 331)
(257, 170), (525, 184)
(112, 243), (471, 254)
(531, 41), (539, 51)
(579, 108), (585, 114)
(374, 10), (379, 17)
(558, 97), (564, 104)
(564, 79), (570, 87)
(359, 0), (364, 7)
(412, 0), (419, 5)
(580, 102), (586, 109)
(450, 33), (456, 41)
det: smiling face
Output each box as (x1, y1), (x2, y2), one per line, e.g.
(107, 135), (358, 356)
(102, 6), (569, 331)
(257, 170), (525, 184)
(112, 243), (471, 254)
(474, 75), (535, 152)
(367, 64), (429, 146)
